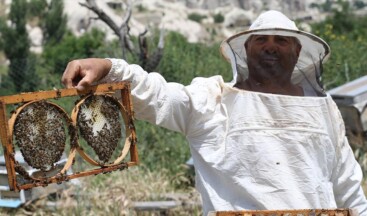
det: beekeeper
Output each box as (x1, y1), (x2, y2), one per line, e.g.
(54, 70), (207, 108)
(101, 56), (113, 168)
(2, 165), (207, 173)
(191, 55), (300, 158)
(62, 10), (367, 216)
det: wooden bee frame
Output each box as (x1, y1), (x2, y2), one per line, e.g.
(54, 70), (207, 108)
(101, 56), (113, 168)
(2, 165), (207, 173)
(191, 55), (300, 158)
(210, 209), (357, 216)
(0, 82), (138, 191)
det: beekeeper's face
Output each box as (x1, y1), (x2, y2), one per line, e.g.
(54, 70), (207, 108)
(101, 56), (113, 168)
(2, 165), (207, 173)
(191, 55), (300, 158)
(245, 35), (301, 82)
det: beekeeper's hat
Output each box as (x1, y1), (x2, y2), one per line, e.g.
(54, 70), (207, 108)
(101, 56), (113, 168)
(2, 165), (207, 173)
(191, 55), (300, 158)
(220, 10), (330, 96)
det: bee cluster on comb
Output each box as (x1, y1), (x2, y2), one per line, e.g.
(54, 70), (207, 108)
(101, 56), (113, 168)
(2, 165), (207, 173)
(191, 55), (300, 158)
(0, 82), (138, 191)
(77, 95), (122, 164)
(13, 100), (68, 172)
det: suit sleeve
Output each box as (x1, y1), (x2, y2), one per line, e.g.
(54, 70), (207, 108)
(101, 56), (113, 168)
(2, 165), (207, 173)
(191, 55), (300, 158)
(99, 58), (192, 134)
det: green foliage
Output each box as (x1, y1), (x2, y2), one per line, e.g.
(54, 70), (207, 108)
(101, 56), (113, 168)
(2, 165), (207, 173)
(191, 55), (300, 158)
(136, 4), (147, 12)
(41, 28), (106, 76)
(20, 53), (41, 92)
(28, 0), (47, 18)
(42, 0), (67, 44)
(188, 12), (207, 23)
(311, 0), (367, 89)
(0, 35), (2, 50)
(8, 0), (27, 28)
(136, 121), (190, 177)
(0, 0), (40, 93)
(0, 74), (16, 96)
(157, 31), (231, 85)
(309, 3), (320, 9)
(27, 0), (66, 45)
(311, 0), (333, 12)
(354, 0), (366, 9)
(93, 39), (124, 59)
(213, 13), (224, 23)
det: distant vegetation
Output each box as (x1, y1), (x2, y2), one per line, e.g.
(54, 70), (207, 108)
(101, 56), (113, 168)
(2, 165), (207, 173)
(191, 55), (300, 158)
(311, 0), (367, 89)
(188, 12), (207, 23)
(213, 12), (225, 23)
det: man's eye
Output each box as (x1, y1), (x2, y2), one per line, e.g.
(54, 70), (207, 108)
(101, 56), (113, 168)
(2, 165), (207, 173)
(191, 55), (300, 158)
(255, 37), (266, 42)
(277, 37), (290, 44)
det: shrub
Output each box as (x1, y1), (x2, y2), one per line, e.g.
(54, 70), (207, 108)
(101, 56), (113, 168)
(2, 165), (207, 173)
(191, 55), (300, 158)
(213, 13), (224, 23)
(136, 4), (146, 12)
(188, 12), (207, 23)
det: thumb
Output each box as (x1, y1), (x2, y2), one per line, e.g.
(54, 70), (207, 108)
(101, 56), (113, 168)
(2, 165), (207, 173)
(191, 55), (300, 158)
(76, 74), (94, 91)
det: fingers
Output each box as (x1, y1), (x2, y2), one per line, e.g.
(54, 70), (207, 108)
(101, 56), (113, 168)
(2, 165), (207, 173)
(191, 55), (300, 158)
(76, 73), (94, 91)
(61, 58), (112, 89)
(62, 60), (82, 88)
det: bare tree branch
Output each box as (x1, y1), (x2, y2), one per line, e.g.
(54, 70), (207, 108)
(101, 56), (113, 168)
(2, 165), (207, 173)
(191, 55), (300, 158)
(121, 1), (132, 29)
(79, 0), (164, 71)
(80, 0), (120, 36)
(145, 28), (165, 71)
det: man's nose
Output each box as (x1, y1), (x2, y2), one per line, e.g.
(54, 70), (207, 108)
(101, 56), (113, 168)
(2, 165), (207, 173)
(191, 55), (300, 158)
(263, 39), (277, 54)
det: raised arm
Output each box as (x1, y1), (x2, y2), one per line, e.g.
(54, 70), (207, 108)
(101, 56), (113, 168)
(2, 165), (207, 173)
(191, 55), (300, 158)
(62, 58), (194, 135)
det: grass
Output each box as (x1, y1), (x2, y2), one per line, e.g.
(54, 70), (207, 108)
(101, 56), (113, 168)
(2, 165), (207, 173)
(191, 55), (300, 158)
(1, 162), (366, 216)
(0, 165), (201, 216)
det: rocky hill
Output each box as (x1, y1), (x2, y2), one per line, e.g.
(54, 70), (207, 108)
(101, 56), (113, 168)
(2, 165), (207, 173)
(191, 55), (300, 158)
(2, 0), (367, 52)
(62, 0), (325, 43)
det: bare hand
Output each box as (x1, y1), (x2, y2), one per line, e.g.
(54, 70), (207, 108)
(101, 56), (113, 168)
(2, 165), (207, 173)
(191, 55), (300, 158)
(61, 58), (112, 91)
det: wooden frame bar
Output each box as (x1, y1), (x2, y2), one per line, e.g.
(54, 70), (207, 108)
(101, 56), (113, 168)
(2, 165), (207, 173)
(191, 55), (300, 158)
(210, 209), (356, 216)
(0, 82), (138, 191)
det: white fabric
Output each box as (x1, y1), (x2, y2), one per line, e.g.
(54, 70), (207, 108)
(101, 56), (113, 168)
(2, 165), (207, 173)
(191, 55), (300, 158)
(102, 58), (367, 216)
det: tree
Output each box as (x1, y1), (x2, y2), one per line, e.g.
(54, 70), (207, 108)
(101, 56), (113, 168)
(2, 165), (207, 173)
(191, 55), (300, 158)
(0, 0), (39, 93)
(311, 0), (367, 89)
(80, 0), (164, 72)
(41, 29), (106, 77)
(42, 0), (67, 45)
(28, 0), (47, 18)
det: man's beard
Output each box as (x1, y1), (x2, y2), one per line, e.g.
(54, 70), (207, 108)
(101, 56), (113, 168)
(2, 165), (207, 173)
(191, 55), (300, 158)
(247, 53), (296, 81)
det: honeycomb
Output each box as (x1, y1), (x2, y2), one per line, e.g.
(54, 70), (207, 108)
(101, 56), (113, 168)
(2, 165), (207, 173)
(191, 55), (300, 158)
(13, 100), (67, 171)
(77, 95), (123, 164)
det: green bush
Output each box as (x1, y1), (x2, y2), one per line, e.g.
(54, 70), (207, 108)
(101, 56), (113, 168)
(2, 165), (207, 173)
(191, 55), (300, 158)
(157, 31), (231, 84)
(311, 0), (367, 89)
(188, 12), (207, 23)
(213, 13), (224, 23)
(136, 4), (146, 12)
(27, 0), (47, 18)
(354, 0), (366, 9)
(41, 28), (106, 77)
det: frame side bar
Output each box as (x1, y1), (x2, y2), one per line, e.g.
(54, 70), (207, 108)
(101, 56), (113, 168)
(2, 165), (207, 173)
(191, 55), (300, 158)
(121, 86), (139, 164)
(0, 101), (17, 190)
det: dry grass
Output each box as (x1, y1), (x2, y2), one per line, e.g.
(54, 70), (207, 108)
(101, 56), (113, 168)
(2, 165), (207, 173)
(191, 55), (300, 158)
(1, 166), (366, 216)
(0, 165), (367, 215)
(0, 165), (201, 216)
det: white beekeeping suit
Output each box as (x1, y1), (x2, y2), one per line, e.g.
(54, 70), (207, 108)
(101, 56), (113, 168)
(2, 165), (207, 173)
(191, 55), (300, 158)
(99, 10), (367, 216)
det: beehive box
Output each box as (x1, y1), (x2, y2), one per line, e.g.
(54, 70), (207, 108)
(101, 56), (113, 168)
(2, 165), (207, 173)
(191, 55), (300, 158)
(0, 152), (72, 208)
